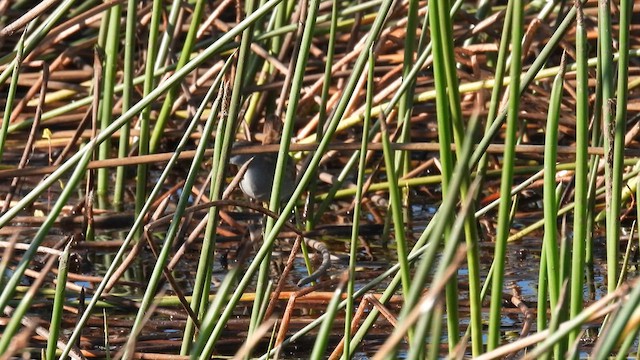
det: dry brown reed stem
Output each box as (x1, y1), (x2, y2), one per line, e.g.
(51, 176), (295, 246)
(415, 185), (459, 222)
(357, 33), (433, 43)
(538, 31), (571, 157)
(197, 0), (233, 38)
(2, 140), (626, 180)
(274, 278), (341, 355)
(510, 288), (533, 339)
(327, 294), (372, 360)
(0, 0), (57, 37)
(143, 226), (201, 329)
(0, 240), (61, 256)
(171, 61), (225, 115)
(10, 50), (72, 122)
(3, 64), (48, 212)
(264, 235), (304, 320)
(168, 215), (209, 270)
(366, 294), (400, 328)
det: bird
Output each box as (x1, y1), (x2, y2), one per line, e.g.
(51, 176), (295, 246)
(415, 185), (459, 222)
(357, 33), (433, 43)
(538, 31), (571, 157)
(229, 142), (296, 203)
(229, 141), (331, 286)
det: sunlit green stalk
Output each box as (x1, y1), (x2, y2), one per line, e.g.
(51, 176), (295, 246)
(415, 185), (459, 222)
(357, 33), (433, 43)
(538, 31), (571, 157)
(399, 173), (482, 360)
(380, 116), (411, 294)
(254, 0), (323, 343)
(0, 30), (24, 163)
(612, 0), (632, 292)
(586, 28), (604, 293)
(97, 2), (122, 208)
(134, 0), (162, 229)
(226, 0), (265, 348)
(113, 0), (137, 211)
(310, 278), (346, 360)
(437, 0), (483, 353)
(149, 0), (206, 153)
(304, 0), (339, 230)
(426, 301), (443, 360)
(46, 242), (71, 360)
(598, 0), (617, 295)
(537, 246), (549, 334)
(180, 122), (222, 356)
(155, 0), (181, 70)
(542, 52), (566, 319)
(426, 0), (459, 347)
(487, 0), (523, 350)
(193, 258), (243, 357)
(569, 1), (589, 350)
(395, 0), (418, 182)
(343, 46), (374, 360)
(543, 51), (567, 358)
(476, 0), (512, 180)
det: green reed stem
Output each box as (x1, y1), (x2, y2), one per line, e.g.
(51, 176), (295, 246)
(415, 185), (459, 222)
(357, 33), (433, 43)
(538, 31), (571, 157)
(254, 0), (323, 342)
(598, 0), (617, 296)
(97, 2), (122, 208)
(438, 0), (483, 353)
(569, 1), (589, 350)
(0, 30), (24, 163)
(395, 0), (418, 179)
(380, 116), (411, 295)
(46, 242), (71, 360)
(487, 0), (522, 351)
(305, 0), (338, 229)
(149, 0), (206, 153)
(310, 278), (346, 360)
(476, 0), (511, 181)
(612, 0), (632, 292)
(427, 0), (459, 347)
(343, 46), (373, 360)
(542, 52), (566, 320)
(193, 258), (243, 358)
(134, 0), (162, 229)
(113, 0), (137, 210)
(230, 0), (264, 347)
(155, 0), (181, 70)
